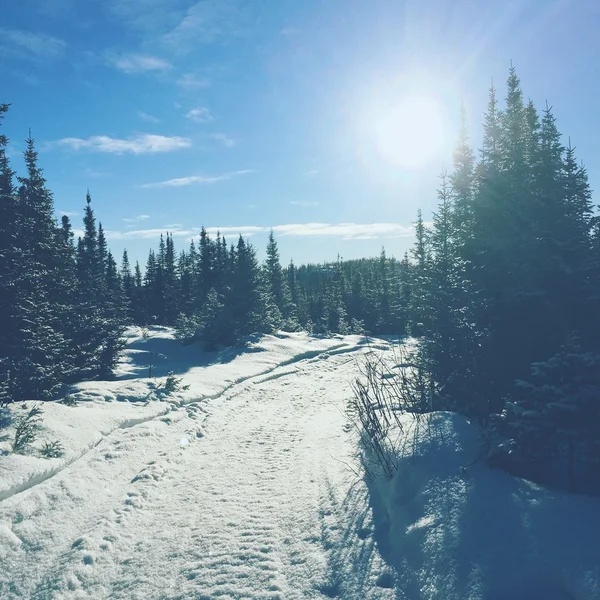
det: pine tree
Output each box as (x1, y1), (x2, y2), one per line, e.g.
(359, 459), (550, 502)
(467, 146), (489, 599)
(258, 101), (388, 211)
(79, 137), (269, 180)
(230, 236), (271, 338)
(409, 210), (429, 335)
(264, 230), (289, 327)
(132, 261), (145, 324)
(491, 336), (600, 494)
(163, 233), (179, 322)
(450, 105), (475, 245)
(0, 105), (18, 402)
(97, 223), (108, 280)
(198, 288), (230, 349)
(198, 227), (213, 303)
(120, 249), (134, 322)
(74, 193), (124, 379)
(8, 133), (65, 399)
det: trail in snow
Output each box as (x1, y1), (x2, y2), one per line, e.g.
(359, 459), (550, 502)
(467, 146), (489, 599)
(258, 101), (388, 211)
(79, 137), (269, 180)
(0, 336), (396, 599)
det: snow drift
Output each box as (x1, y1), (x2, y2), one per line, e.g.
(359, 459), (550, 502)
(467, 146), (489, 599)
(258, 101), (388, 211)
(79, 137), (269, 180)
(367, 411), (600, 600)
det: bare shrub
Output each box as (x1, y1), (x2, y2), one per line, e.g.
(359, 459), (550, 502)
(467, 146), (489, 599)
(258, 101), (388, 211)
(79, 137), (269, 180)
(348, 342), (435, 479)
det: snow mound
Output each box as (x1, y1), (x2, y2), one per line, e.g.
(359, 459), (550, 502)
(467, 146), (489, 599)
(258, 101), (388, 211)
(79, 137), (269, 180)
(368, 412), (600, 600)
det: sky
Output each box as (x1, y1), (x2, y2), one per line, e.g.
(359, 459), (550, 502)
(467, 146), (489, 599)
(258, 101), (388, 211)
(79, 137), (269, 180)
(1, 0), (599, 267)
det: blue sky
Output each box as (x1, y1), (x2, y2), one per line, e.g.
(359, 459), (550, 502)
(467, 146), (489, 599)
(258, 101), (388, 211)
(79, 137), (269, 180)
(1, 0), (598, 267)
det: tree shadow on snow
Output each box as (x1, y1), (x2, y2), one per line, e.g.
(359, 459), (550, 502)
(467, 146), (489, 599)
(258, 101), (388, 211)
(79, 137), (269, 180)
(364, 414), (600, 600)
(316, 478), (398, 598)
(116, 333), (266, 380)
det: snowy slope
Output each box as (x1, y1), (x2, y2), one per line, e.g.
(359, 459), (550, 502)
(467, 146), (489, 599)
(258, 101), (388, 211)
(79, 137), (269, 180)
(367, 412), (600, 600)
(0, 329), (395, 599)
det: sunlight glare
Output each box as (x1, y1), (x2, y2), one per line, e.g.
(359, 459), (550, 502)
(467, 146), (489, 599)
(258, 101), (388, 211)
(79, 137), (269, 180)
(370, 95), (446, 169)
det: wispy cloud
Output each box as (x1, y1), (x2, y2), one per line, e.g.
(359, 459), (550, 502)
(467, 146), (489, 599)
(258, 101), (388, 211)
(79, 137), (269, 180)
(58, 210), (78, 217)
(104, 225), (263, 241)
(0, 28), (66, 62)
(305, 169), (319, 177)
(205, 226), (264, 237)
(138, 111), (160, 123)
(186, 107), (213, 123)
(110, 53), (171, 73)
(290, 201), (319, 207)
(162, 0), (242, 51)
(54, 134), (191, 154)
(142, 169), (253, 188)
(177, 73), (211, 89)
(123, 214), (151, 223)
(83, 167), (112, 179)
(210, 133), (235, 147)
(272, 223), (414, 240)
(105, 228), (194, 240)
(103, 222), (414, 242)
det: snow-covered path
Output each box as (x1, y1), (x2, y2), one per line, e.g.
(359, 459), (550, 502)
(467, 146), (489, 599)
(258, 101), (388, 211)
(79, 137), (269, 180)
(0, 338), (396, 599)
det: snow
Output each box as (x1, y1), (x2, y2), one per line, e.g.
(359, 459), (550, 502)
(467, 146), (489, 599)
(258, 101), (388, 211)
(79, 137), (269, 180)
(2, 328), (598, 599)
(366, 411), (600, 600)
(0, 328), (394, 599)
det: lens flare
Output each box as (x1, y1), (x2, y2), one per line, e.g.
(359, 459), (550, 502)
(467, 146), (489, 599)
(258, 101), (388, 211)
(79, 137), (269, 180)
(370, 95), (446, 169)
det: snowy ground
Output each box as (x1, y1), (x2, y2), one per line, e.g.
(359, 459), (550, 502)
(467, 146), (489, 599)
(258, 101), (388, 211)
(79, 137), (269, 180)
(2, 328), (599, 600)
(0, 328), (396, 599)
(366, 412), (600, 600)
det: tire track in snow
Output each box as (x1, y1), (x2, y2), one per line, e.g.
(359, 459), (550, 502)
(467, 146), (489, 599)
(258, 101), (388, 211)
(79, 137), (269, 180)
(0, 406), (173, 504)
(0, 338), (366, 506)
(90, 350), (395, 600)
(1, 339), (395, 599)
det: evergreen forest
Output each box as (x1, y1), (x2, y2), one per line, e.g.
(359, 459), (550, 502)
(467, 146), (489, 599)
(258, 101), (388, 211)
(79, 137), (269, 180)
(2, 67), (600, 494)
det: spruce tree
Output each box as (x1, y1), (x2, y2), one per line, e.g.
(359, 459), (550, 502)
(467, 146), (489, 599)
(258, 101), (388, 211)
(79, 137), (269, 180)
(264, 230), (289, 327)
(120, 249), (134, 322)
(230, 236), (270, 337)
(0, 105), (18, 402)
(9, 133), (65, 399)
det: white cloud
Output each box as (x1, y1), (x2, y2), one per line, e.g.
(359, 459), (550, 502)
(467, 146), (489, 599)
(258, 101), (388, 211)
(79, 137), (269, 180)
(58, 210), (78, 217)
(305, 169), (319, 177)
(105, 228), (194, 240)
(102, 0), (185, 35)
(290, 201), (319, 207)
(142, 169), (254, 188)
(186, 107), (213, 123)
(54, 134), (191, 154)
(138, 111), (160, 123)
(177, 73), (211, 89)
(110, 54), (171, 73)
(83, 167), (112, 178)
(272, 223), (414, 240)
(205, 226), (264, 237)
(0, 28), (66, 62)
(103, 222), (414, 242)
(123, 214), (151, 223)
(105, 225), (262, 241)
(210, 133), (235, 147)
(162, 0), (241, 50)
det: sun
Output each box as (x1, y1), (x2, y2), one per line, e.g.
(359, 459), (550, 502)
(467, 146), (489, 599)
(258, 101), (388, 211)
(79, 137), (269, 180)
(369, 94), (446, 170)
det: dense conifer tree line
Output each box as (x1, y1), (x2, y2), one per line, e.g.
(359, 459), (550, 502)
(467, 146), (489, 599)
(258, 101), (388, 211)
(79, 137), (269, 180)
(405, 68), (600, 494)
(126, 230), (409, 346)
(0, 105), (123, 402)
